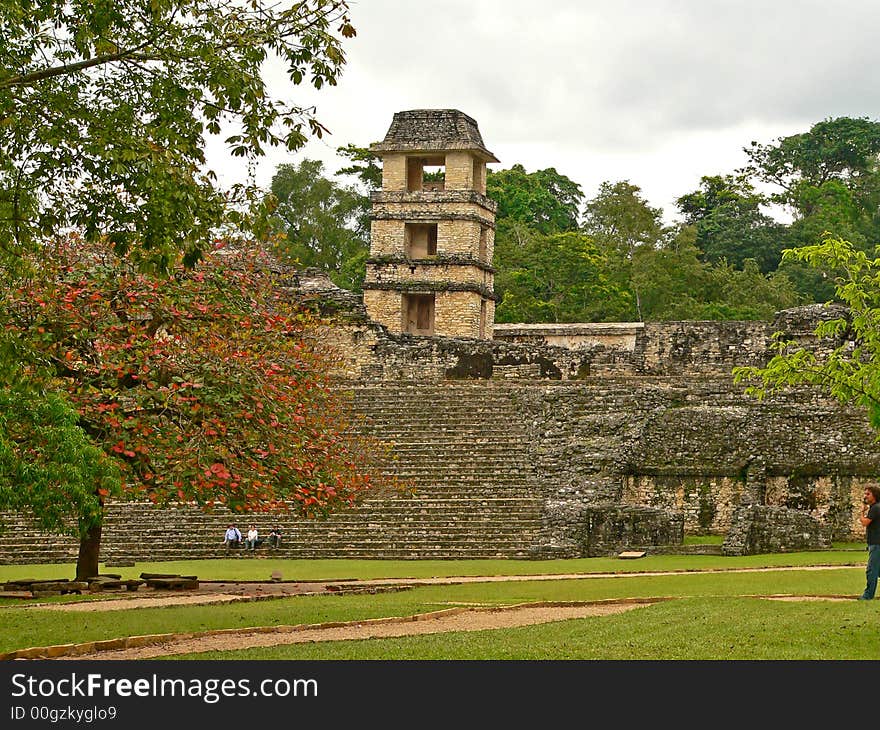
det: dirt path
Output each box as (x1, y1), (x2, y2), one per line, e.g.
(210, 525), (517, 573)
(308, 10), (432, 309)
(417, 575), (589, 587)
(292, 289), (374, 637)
(56, 589), (856, 660)
(7, 564), (861, 660)
(24, 581), (338, 612)
(21, 563), (860, 613)
(65, 601), (655, 660)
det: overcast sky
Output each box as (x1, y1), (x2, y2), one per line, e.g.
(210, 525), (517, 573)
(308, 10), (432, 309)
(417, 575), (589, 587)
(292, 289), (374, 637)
(208, 0), (880, 223)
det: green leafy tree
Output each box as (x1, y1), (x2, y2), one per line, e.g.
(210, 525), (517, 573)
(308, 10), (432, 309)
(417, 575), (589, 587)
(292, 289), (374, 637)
(704, 259), (803, 320)
(336, 143), (383, 191)
(0, 2), (364, 576)
(581, 180), (669, 319)
(0, 388), (122, 565)
(487, 164), (583, 235)
(630, 231), (714, 320)
(1, 238), (384, 578)
(0, 0), (356, 271)
(494, 230), (632, 323)
(675, 175), (788, 273)
(582, 180), (667, 258)
(269, 159), (368, 291)
(745, 117), (880, 196)
(743, 117), (880, 261)
(632, 228), (802, 321)
(734, 235), (880, 430)
(335, 143), (381, 252)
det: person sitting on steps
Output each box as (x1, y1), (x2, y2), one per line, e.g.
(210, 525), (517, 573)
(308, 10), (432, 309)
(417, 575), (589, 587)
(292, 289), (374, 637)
(267, 527), (281, 549)
(245, 524), (260, 552)
(223, 524), (241, 550)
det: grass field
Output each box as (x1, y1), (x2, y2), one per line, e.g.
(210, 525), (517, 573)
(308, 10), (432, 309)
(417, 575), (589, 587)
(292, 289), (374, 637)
(0, 550), (874, 659)
(179, 596), (880, 660)
(0, 545), (866, 583)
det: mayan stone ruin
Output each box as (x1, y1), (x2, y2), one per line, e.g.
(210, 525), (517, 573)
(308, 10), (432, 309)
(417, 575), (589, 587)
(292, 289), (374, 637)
(1, 109), (878, 564)
(364, 109), (498, 339)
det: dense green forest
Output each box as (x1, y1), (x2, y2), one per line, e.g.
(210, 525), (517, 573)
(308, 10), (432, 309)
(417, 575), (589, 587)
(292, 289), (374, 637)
(268, 116), (880, 323)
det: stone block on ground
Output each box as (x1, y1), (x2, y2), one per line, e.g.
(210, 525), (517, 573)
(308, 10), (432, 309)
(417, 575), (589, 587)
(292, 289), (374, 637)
(571, 503), (684, 557)
(722, 505), (832, 556)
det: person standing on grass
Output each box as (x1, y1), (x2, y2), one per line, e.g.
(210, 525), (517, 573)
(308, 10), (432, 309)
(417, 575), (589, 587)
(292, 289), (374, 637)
(858, 486), (880, 600)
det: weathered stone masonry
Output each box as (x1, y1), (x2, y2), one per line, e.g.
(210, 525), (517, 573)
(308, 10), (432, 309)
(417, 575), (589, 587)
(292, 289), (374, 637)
(364, 109), (498, 340)
(0, 285), (876, 562)
(0, 107), (875, 563)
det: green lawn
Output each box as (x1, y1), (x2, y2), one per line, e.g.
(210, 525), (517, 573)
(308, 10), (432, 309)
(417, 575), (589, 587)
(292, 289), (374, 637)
(0, 551), (874, 659)
(0, 548), (866, 584)
(177, 596), (880, 660)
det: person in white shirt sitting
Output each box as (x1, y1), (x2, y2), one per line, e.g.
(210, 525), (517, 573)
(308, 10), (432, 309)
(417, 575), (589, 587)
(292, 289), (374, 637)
(245, 525), (259, 552)
(223, 524), (241, 550)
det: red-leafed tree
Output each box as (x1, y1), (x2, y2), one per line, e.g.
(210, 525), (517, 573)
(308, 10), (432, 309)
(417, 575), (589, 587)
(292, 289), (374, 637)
(3, 237), (382, 578)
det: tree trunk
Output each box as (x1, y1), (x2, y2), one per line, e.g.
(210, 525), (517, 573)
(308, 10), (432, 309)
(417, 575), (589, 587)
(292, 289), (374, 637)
(76, 521), (102, 580)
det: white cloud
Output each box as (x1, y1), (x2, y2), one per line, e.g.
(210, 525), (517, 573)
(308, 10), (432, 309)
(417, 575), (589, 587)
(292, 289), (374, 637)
(206, 0), (880, 222)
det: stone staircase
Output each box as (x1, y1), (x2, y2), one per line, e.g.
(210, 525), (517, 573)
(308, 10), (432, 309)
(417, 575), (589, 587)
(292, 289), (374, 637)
(0, 381), (546, 563)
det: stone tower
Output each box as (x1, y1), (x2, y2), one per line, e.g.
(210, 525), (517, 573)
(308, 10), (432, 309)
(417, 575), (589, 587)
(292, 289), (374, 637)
(363, 109), (499, 339)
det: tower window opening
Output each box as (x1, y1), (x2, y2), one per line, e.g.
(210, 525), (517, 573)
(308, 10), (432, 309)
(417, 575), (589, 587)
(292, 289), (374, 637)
(407, 155), (445, 191)
(405, 223), (439, 258)
(472, 158), (486, 194)
(402, 293), (435, 335)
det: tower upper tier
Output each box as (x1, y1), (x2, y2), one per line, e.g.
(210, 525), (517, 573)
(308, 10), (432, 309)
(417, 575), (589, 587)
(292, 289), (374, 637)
(370, 109), (499, 162)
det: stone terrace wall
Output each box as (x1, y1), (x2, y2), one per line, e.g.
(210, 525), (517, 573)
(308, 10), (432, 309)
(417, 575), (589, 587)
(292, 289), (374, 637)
(722, 505), (833, 556)
(551, 503), (684, 557)
(514, 377), (879, 555)
(319, 271), (851, 383)
(1, 376), (876, 563)
(0, 275), (871, 564)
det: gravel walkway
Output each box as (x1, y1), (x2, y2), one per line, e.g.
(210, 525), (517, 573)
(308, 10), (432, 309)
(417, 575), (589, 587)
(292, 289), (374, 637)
(65, 601), (653, 660)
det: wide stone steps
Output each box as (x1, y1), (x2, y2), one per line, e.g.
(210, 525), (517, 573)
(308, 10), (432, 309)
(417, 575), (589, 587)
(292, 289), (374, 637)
(97, 514), (542, 529)
(0, 378), (549, 563)
(362, 427), (527, 437)
(380, 453), (533, 465)
(382, 467), (533, 477)
(0, 545), (543, 563)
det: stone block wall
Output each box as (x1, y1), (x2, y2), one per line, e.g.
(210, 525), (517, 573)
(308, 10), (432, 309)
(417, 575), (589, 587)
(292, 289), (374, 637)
(492, 307), (852, 378)
(361, 290), (493, 340)
(445, 151), (481, 191)
(369, 219), (405, 257)
(494, 320), (770, 375)
(764, 475), (864, 541)
(511, 377), (880, 552)
(366, 260), (490, 288)
(362, 290), (403, 334)
(371, 191), (497, 223)
(371, 215), (496, 259)
(640, 321), (770, 375)
(494, 323), (642, 351)
(433, 291), (488, 338)
(722, 505), (833, 555)
(622, 475), (744, 534)
(381, 153), (407, 190)
(565, 504), (684, 557)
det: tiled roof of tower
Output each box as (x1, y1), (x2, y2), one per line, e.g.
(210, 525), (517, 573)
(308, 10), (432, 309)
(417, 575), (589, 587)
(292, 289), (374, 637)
(370, 109), (499, 162)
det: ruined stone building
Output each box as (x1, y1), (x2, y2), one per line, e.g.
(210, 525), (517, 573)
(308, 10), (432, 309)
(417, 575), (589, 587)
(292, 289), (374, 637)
(1, 109), (878, 564)
(363, 109), (498, 339)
